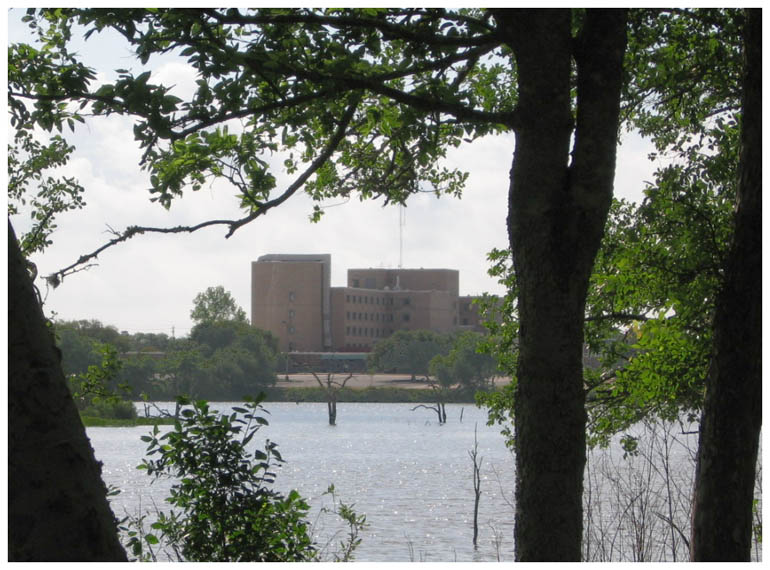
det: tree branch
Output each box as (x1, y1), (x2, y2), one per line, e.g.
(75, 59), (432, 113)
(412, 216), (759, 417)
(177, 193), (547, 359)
(200, 8), (497, 48)
(584, 312), (651, 323)
(47, 94), (361, 285)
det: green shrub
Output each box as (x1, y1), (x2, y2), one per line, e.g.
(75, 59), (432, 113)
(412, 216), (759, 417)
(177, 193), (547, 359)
(82, 399), (137, 420)
(130, 395), (315, 562)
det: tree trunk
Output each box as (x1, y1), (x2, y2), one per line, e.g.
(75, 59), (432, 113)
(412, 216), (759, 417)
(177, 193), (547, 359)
(8, 220), (127, 561)
(328, 399), (336, 425)
(492, 9), (626, 561)
(690, 8), (762, 561)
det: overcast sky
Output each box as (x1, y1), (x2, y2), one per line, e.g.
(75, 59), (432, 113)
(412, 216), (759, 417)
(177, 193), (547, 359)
(7, 9), (662, 337)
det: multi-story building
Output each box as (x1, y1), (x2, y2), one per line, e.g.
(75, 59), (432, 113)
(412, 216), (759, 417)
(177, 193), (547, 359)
(251, 254), (491, 352)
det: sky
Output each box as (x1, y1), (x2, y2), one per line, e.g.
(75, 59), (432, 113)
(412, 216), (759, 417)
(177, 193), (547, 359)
(7, 9), (663, 338)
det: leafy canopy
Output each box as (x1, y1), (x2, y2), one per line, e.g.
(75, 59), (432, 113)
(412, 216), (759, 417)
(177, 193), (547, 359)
(11, 8), (523, 282)
(190, 285), (248, 325)
(367, 329), (453, 379)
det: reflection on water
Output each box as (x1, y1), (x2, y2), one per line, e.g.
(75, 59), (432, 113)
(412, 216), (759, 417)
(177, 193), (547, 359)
(91, 402), (760, 562)
(89, 402), (516, 562)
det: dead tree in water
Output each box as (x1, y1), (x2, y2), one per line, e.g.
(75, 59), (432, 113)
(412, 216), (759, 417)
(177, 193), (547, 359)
(411, 381), (450, 424)
(469, 423), (483, 548)
(311, 371), (354, 426)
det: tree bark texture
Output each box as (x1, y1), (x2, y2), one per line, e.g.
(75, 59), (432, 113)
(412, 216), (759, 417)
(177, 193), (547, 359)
(8, 220), (127, 561)
(493, 9), (627, 561)
(690, 8), (762, 561)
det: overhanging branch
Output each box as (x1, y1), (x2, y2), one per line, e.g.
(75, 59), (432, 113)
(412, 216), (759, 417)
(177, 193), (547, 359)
(47, 94), (361, 286)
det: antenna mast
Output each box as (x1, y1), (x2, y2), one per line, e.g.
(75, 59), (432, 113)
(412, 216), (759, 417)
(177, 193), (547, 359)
(398, 205), (405, 268)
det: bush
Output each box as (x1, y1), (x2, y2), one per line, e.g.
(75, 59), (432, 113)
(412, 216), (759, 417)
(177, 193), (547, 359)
(130, 395), (315, 562)
(82, 399), (137, 420)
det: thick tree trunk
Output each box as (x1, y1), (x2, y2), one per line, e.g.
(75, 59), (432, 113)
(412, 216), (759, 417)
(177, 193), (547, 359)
(690, 9), (762, 561)
(8, 220), (127, 561)
(493, 9), (626, 561)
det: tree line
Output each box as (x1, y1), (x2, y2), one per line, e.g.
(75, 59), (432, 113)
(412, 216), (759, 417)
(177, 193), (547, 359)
(56, 313), (499, 406)
(56, 286), (279, 404)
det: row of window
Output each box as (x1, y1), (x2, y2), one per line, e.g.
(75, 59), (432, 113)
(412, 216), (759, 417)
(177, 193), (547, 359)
(345, 294), (413, 306)
(346, 326), (394, 338)
(346, 311), (395, 322)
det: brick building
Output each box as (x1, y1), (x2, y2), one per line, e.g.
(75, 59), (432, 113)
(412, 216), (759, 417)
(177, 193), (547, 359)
(251, 254), (491, 352)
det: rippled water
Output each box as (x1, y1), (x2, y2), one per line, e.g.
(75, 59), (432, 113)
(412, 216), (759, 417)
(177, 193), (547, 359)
(89, 402), (517, 562)
(88, 402), (761, 562)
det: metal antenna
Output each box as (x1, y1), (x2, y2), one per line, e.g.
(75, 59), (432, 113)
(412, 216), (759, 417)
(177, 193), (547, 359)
(398, 204), (405, 268)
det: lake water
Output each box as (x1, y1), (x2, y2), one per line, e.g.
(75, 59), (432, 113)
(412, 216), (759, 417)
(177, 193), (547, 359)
(90, 402), (517, 562)
(87, 402), (761, 562)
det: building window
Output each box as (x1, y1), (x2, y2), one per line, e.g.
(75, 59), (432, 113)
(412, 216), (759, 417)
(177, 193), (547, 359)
(288, 309), (295, 318)
(346, 326), (350, 335)
(288, 291), (296, 302)
(402, 314), (410, 322)
(364, 313), (368, 320)
(462, 318), (468, 325)
(403, 298), (411, 306)
(346, 295), (350, 303)
(288, 325), (296, 334)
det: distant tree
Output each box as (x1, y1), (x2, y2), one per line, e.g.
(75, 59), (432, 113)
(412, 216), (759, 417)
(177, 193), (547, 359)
(119, 353), (161, 400)
(157, 339), (206, 401)
(126, 331), (172, 353)
(186, 321), (279, 399)
(367, 330), (452, 381)
(55, 323), (101, 376)
(190, 319), (248, 353)
(190, 286), (248, 325)
(54, 320), (133, 380)
(434, 331), (498, 395)
(417, 331), (498, 423)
